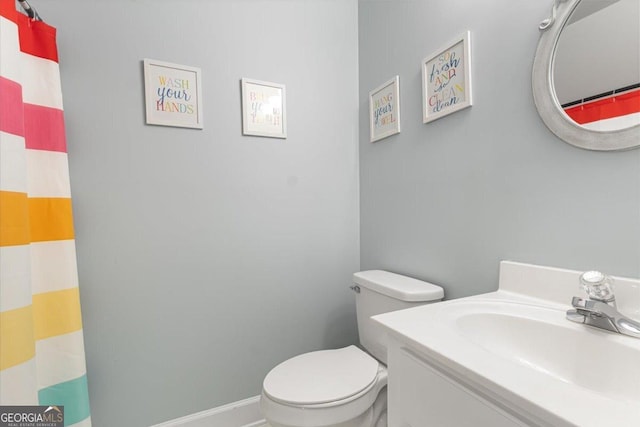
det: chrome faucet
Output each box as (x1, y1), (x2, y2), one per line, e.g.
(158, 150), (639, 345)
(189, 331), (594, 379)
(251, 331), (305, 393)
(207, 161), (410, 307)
(566, 271), (640, 338)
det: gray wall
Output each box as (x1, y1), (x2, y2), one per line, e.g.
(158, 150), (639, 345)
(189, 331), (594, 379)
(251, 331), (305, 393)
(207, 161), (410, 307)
(37, 1), (359, 426)
(359, 0), (640, 300)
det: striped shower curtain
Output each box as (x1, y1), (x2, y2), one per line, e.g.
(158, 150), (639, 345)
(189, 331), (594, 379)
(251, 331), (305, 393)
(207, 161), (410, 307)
(0, 1), (91, 426)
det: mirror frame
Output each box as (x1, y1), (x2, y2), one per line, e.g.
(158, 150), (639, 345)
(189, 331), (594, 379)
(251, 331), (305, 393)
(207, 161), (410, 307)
(532, 0), (640, 151)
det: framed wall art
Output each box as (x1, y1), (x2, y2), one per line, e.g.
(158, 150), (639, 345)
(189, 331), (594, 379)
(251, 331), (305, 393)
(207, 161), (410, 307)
(241, 78), (287, 138)
(422, 31), (473, 124)
(143, 59), (203, 129)
(369, 75), (401, 142)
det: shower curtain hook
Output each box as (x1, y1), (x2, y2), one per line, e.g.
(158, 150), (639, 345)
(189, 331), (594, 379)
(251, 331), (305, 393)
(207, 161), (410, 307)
(17, 0), (43, 21)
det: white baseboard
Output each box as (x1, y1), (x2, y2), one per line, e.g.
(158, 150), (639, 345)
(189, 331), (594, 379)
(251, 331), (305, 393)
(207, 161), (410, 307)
(150, 395), (265, 427)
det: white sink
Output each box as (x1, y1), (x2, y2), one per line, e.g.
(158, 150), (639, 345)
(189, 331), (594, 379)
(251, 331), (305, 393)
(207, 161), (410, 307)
(452, 300), (640, 403)
(373, 262), (640, 427)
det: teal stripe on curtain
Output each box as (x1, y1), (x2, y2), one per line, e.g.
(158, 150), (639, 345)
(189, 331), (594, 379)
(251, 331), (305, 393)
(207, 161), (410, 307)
(39, 374), (90, 426)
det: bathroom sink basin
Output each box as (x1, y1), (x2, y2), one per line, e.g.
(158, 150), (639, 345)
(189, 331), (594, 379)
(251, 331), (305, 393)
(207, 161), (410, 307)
(451, 301), (640, 402)
(373, 289), (640, 427)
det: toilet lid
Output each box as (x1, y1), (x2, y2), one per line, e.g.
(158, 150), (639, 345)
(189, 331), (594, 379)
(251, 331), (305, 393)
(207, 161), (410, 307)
(263, 345), (380, 405)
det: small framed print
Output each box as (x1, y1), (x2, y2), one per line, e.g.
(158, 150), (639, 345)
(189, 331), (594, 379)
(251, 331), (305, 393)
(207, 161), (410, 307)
(143, 59), (203, 129)
(422, 31), (473, 123)
(241, 78), (287, 139)
(369, 76), (401, 142)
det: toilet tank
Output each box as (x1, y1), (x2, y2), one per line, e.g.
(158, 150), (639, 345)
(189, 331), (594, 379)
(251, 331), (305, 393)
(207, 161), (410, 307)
(352, 270), (443, 365)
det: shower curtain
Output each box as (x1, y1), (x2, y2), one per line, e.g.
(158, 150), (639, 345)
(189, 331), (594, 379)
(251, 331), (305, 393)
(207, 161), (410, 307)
(0, 1), (91, 425)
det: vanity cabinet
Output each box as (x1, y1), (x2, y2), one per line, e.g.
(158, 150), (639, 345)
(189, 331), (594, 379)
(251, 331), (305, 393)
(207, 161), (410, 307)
(387, 341), (527, 427)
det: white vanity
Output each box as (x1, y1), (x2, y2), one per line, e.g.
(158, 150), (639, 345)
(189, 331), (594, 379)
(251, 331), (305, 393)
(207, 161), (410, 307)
(373, 261), (640, 427)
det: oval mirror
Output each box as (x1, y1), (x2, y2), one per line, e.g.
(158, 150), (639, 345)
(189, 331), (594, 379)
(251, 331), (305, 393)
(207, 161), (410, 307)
(532, 0), (640, 150)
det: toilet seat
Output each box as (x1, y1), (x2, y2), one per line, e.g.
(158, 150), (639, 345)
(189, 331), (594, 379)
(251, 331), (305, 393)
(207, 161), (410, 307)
(263, 345), (380, 405)
(261, 346), (388, 427)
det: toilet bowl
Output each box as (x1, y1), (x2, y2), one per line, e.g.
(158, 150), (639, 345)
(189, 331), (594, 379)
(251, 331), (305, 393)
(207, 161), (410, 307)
(260, 270), (444, 427)
(261, 346), (388, 427)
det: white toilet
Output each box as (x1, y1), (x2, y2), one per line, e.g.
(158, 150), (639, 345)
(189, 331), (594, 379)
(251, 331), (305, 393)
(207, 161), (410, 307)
(260, 270), (444, 427)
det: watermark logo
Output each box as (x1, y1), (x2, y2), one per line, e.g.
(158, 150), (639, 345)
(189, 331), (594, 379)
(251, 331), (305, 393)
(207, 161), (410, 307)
(0, 406), (64, 427)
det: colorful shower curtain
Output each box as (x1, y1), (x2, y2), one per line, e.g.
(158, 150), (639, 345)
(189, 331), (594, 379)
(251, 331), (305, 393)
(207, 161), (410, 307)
(0, 1), (91, 425)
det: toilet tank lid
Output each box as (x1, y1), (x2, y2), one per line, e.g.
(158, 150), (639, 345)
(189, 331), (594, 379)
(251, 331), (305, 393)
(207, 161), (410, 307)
(353, 270), (444, 302)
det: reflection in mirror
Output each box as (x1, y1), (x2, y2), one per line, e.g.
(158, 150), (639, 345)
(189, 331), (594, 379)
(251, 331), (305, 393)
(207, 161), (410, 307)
(533, 0), (640, 150)
(553, 0), (640, 132)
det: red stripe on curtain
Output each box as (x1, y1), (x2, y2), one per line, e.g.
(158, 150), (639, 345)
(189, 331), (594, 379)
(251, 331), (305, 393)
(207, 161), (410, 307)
(0, 76), (25, 136)
(24, 104), (67, 153)
(0, 0), (58, 62)
(565, 89), (640, 125)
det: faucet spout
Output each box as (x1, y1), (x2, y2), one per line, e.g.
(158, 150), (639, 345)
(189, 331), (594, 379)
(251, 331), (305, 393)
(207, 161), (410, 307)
(567, 296), (640, 338)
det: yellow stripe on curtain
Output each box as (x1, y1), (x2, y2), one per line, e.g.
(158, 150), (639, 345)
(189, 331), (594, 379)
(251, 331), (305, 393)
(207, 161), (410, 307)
(0, 259), (88, 408)
(0, 305), (35, 370)
(33, 287), (83, 340)
(0, 191), (30, 246)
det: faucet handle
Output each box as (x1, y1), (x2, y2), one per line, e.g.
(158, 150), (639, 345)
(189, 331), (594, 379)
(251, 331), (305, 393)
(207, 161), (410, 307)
(580, 271), (615, 303)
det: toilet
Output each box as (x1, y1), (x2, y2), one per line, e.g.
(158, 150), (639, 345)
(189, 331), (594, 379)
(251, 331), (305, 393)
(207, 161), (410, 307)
(260, 270), (444, 427)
